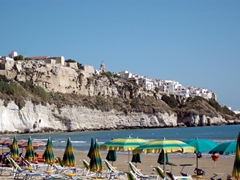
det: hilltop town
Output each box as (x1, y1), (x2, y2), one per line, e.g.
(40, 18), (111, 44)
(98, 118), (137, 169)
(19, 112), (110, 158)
(0, 51), (216, 102)
(0, 51), (239, 133)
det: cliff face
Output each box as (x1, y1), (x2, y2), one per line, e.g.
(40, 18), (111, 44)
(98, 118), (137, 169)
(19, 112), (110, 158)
(0, 99), (229, 134)
(0, 60), (237, 134)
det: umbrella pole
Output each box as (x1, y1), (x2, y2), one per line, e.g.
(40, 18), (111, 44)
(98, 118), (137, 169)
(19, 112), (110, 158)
(164, 156), (166, 180)
(196, 155), (198, 169)
(128, 150), (130, 171)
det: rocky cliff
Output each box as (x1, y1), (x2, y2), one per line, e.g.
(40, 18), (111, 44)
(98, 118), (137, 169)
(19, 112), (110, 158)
(0, 60), (238, 133)
(0, 100), (231, 134)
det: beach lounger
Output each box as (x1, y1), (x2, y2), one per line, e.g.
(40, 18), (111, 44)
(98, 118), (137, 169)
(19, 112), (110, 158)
(210, 173), (229, 180)
(104, 159), (125, 179)
(179, 164), (195, 176)
(126, 171), (141, 180)
(81, 159), (96, 177)
(0, 165), (14, 176)
(129, 161), (155, 179)
(154, 166), (193, 180)
(8, 157), (46, 180)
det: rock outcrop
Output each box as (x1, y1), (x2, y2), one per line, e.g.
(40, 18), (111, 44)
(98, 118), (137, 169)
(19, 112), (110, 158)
(0, 60), (238, 133)
(0, 99), (233, 134)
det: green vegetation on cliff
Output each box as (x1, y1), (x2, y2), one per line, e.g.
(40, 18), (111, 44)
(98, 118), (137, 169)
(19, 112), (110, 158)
(0, 76), (237, 120)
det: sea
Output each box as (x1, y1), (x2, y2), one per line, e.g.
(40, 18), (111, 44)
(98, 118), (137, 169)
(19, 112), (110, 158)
(2, 124), (239, 157)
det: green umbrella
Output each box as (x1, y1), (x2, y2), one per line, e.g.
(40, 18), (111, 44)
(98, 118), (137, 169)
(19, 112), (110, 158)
(106, 138), (117, 165)
(87, 137), (94, 159)
(90, 139), (103, 172)
(157, 150), (168, 165)
(184, 138), (218, 169)
(24, 136), (35, 163)
(62, 137), (76, 167)
(100, 136), (147, 162)
(11, 136), (19, 160)
(232, 132), (240, 179)
(131, 153), (141, 167)
(43, 137), (55, 166)
(106, 150), (117, 165)
(209, 141), (237, 155)
(133, 138), (195, 179)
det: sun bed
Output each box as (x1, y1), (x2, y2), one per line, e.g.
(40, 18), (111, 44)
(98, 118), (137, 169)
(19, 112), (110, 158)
(81, 159), (96, 177)
(8, 157), (46, 180)
(126, 171), (141, 180)
(154, 166), (193, 180)
(104, 159), (125, 179)
(129, 161), (156, 179)
(210, 173), (229, 180)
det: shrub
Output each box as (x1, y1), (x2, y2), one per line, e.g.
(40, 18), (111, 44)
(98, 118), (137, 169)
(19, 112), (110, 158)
(161, 95), (178, 108)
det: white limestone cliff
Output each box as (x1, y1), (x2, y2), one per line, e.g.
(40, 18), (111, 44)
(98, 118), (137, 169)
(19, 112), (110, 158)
(0, 100), (229, 133)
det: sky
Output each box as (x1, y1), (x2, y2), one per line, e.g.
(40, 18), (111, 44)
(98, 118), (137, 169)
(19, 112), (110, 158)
(1, 0), (240, 110)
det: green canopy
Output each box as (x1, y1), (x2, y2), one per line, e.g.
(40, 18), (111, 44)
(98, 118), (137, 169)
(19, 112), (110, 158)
(24, 136), (35, 162)
(11, 136), (19, 160)
(90, 139), (103, 172)
(87, 137), (94, 159)
(43, 137), (55, 165)
(62, 137), (76, 167)
(184, 138), (217, 169)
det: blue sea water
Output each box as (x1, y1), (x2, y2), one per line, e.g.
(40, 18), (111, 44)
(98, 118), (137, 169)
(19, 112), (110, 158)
(3, 125), (239, 152)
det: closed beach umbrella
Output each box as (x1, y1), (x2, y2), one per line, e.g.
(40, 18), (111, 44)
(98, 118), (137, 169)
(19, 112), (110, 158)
(87, 137), (94, 159)
(106, 138), (117, 165)
(62, 137), (76, 167)
(157, 150), (168, 165)
(232, 132), (240, 179)
(43, 137), (55, 165)
(184, 138), (218, 169)
(131, 153), (142, 167)
(90, 139), (103, 172)
(209, 141), (237, 155)
(133, 138), (195, 179)
(106, 150), (117, 165)
(25, 136), (36, 162)
(11, 136), (19, 160)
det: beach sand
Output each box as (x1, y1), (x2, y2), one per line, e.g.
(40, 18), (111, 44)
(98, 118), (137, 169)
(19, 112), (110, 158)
(1, 150), (234, 179)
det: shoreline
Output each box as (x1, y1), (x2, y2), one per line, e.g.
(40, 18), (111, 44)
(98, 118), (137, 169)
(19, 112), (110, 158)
(1, 123), (240, 135)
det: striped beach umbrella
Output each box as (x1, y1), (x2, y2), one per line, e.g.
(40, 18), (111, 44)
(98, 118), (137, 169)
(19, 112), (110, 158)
(62, 137), (76, 167)
(100, 136), (147, 151)
(11, 136), (19, 160)
(24, 136), (36, 162)
(133, 138), (195, 179)
(100, 136), (147, 162)
(184, 138), (217, 169)
(43, 137), (55, 165)
(232, 132), (240, 179)
(90, 139), (103, 172)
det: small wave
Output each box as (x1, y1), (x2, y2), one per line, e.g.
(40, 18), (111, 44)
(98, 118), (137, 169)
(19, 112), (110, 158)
(71, 141), (86, 144)
(33, 138), (48, 141)
(60, 141), (66, 143)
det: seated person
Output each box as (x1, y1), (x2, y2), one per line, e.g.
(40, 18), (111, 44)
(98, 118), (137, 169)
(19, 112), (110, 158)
(194, 168), (205, 176)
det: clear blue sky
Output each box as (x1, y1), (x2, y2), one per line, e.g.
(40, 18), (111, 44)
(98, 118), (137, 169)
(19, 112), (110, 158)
(1, 0), (240, 110)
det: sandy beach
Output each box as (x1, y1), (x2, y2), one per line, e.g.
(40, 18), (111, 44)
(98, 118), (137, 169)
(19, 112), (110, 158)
(0, 149), (234, 179)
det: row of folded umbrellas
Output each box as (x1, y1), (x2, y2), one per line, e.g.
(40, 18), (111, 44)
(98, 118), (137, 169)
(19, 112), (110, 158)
(1, 132), (239, 179)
